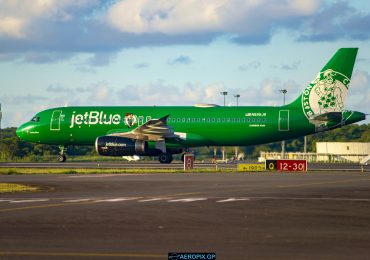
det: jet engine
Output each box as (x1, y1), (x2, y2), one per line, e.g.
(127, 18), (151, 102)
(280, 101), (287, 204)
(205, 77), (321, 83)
(95, 136), (149, 156)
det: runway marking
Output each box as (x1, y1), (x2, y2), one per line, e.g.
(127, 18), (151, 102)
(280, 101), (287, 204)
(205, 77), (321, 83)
(10, 199), (49, 203)
(278, 178), (370, 189)
(247, 196), (370, 202)
(67, 174), (150, 178)
(64, 199), (92, 203)
(95, 197), (141, 202)
(138, 198), (165, 202)
(0, 201), (99, 213)
(0, 251), (163, 258)
(217, 198), (250, 203)
(168, 198), (207, 202)
(154, 192), (203, 199)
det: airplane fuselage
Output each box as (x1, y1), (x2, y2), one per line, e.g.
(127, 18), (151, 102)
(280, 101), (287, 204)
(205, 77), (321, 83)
(16, 105), (364, 147)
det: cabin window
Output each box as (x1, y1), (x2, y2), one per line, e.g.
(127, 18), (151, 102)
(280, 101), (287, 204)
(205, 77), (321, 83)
(177, 118), (181, 122)
(202, 118), (206, 123)
(192, 118), (196, 123)
(247, 118), (250, 123)
(237, 118), (240, 123)
(146, 116), (151, 122)
(207, 118), (210, 123)
(227, 118), (230, 123)
(257, 118), (260, 122)
(182, 118), (186, 122)
(222, 118), (225, 123)
(262, 118), (266, 123)
(217, 118), (220, 123)
(252, 118), (255, 122)
(212, 118), (215, 123)
(187, 118), (191, 122)
(242, 118), (245, 123)
(197, 118), (200, 122)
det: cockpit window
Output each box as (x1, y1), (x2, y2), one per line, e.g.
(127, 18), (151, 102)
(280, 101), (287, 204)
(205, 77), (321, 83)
(31, 116), (40, 122)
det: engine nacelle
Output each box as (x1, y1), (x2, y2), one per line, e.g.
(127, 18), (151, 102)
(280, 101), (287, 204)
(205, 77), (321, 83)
(95, 136), (148, 156)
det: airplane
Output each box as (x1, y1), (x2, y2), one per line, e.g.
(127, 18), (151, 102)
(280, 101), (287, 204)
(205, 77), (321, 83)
(16, 48), (366, 163)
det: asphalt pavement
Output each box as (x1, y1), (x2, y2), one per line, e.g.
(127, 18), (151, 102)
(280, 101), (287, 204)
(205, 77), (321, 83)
(1, 171), (370, 259)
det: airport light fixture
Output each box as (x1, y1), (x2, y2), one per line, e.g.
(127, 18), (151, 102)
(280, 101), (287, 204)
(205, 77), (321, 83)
(234, 94), (240, 106)
(279, 89), (287, 105)
(220, 91), (228, 106)
(279, 89), (287, 158)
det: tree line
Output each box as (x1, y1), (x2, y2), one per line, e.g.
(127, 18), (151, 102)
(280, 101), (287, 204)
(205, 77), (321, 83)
(0, 124), (369, 161)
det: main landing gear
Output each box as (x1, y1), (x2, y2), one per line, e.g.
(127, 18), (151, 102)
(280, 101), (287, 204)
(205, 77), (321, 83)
(58, 146), (67, 163)
(158, 153), (173, 164)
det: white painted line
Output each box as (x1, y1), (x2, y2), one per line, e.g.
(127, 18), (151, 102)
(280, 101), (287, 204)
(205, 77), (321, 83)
(95, 197), (140, 202)
(68, 174), (149, 178)
(10, 199), (49, 203)
(168, 198), (208, 203)
(138, 198), (165, 202)
(0, 199), (11, 202)
(64, 199), (92, 203)
(247, 196), (370, 202)
(217, 198), (250, 203)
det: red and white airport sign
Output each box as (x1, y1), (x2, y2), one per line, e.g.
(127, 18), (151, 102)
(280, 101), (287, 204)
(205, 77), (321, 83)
(266, 159), (307, 172)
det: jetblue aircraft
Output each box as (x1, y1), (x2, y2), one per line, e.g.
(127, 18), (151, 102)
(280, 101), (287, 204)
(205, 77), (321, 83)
(16, 48), (366, 163)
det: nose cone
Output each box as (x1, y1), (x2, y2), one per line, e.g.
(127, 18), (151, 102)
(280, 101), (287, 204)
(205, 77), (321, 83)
(16, 125), (25, 139)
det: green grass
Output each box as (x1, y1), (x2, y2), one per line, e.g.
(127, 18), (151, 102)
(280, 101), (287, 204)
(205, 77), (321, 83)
(0, 183), (39, 193)
(0, 167), (241, 175)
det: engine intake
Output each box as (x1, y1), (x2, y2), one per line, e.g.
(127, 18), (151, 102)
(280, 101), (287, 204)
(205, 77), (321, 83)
(95, 136), (148, 156)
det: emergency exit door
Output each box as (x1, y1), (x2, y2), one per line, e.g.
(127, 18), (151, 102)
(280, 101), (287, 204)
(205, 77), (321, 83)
(50, 110), (62, 131)
(278, 110), (289, 131)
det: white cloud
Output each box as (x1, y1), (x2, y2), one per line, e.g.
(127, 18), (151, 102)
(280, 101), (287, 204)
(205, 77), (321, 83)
(0, 17), (25, 38)
(351, 70), (370, 94)
(106, 0), (320, 35)
(0, 0), (98, 39)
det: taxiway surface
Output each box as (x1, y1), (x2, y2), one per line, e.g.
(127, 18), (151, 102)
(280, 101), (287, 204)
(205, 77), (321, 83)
(1, 171), (370, 259)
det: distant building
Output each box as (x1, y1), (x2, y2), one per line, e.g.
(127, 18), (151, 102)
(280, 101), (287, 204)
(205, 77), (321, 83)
(259, 142), (370, 163)
(316, 142), (370, 163)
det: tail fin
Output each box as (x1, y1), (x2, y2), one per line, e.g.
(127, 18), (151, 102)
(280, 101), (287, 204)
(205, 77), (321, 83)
(289, 48), (358, 119)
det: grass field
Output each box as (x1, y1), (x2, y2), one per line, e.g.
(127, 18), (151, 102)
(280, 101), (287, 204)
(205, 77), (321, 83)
(0, 183), (39, 193)
(0, 168), (239, 175)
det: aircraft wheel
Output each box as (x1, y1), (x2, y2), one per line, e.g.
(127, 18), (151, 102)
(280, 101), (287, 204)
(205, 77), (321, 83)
(58, 154), (67, 163)
(158, 153), (173, 164)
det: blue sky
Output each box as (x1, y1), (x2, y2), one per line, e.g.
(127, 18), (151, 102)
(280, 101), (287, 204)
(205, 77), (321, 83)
(0, 0), (370, 127)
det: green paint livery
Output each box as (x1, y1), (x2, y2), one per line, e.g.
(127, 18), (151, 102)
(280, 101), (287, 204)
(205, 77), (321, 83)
(16, 48), (366, 163)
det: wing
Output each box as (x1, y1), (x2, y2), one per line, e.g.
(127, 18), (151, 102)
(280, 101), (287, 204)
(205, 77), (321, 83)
(109, 115), (178, 141)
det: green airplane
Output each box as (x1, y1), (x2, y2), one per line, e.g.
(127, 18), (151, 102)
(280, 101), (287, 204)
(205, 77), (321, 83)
(16, 48), (366, 163)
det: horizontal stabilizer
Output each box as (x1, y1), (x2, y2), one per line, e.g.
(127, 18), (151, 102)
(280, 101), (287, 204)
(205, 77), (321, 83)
(309, 112), (342, 122)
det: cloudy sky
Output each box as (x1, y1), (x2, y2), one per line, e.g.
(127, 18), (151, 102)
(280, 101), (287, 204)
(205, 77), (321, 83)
(1, 0), (370, 127)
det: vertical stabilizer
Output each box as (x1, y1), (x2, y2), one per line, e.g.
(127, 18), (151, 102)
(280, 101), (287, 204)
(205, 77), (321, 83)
(289, 48), (358, 119)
